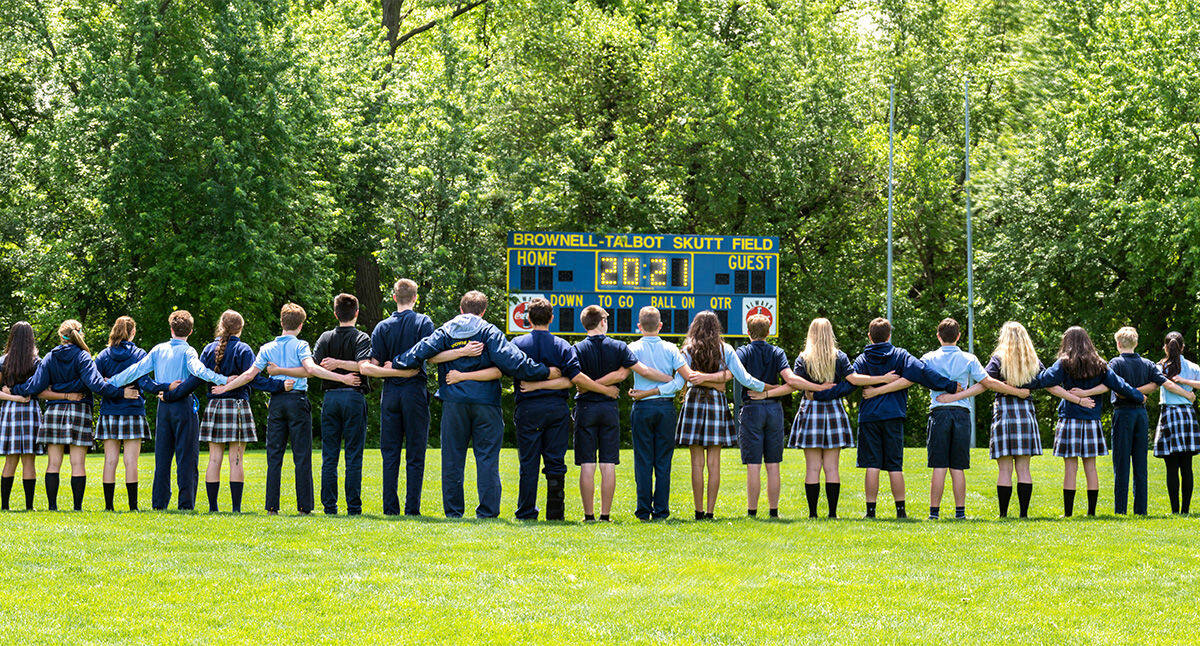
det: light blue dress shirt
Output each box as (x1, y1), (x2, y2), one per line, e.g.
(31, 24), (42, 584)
(108, 338), (228, 388)
(628, 336), (686, 400)
(921, 345), (988, 410)
(1161, 358), (1200, 406)
(253, 334), (313, 392)
(682, 344), (766, 392)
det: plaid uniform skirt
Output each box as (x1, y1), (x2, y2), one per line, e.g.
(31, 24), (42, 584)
(989, 395), (1043, 459)
(675, 387), (736, 447)
(1053, 417), (1107, 458)
(95, 414), (151, 441)
(200, 398), (257, 444)
(0, 399), (40, 455)
(38, 402), (93, 447)
(788, 399), (855, 449)
(1154, 405), (1200, 458)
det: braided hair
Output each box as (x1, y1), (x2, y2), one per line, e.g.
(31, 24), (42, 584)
(213, 310), (245, 374)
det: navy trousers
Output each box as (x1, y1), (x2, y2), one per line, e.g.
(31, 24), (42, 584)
(513, 398), (571, 520)
(153, 398), (200, 510)
(440, 401), (504, 518)
(1112, 407), (1149, 515)
(264, 391), (314, 513)
(631, 398), (677, 520)
(379, 384), (429, 515)
(320, 389), (367, 515)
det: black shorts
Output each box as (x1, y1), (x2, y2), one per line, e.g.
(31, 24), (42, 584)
(574, 400), (620, 465)
(738, 401), (785, 464)
(927, 407), (972, 470)
(857, 418), (905, 472)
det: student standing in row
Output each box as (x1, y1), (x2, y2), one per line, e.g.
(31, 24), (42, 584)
(1155, 332), (1200, 514)
(734, 315), (789, 519)
(627, 307), (688, 521)
(108, 311), (230, 510)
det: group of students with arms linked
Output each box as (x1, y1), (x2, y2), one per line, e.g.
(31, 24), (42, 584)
(0, 278), (1197, 521)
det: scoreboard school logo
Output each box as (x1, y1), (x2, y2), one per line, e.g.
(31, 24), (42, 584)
(742, 298), (777, 336)
(508, 294), (541, 332)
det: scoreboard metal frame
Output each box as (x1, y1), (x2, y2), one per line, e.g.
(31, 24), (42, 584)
(505, 231), (780, 338)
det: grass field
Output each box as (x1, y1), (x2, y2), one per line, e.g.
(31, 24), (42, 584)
(1, 447), (1198, 644)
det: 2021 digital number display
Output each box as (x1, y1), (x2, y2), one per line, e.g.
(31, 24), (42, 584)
(596, 254), (691, 291)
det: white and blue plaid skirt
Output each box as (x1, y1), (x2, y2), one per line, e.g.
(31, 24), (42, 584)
(1053, 417), (1107, 458)
(675, 387), (736, 447)
(95, 414), (151, 441)
(0, 399), (40, 455)
(1155, 405), (1200, 458)
(788, 399), (855, 449)
(989, 395), (1043, 459)
(200, 398), (257, 444)
(38, 402), (93, 447)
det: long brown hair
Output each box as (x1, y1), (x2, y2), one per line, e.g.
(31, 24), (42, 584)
(1161, 331), (1185, 379)
(2, 322), (38, 387)
(108, 316), (136, 348)
(58, 319), (89, 354)
(213, 310), (244, 372)
(682, 310), (725, 373)
(1058, 326), (1107, 380)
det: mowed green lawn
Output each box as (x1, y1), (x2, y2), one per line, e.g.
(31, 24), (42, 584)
(1, 447), (1198, 644)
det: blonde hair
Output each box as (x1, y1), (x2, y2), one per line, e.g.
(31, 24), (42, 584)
(993, 321), (1040, 386)
(1114, 326), (1138, 351)
(58, 319), (90, 354)
(801, 318), (838, 383)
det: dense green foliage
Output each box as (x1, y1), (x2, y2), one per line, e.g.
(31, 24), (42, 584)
(3, 0), (1199, 443)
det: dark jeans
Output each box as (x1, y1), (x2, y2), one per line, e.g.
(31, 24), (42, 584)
(152, 398), (200, 510)
(321, 389), (367, 515)
(631, 398), (677, 520)
(514, 398), (571, 520)
(1112, 407), (1149, 515)
(440, 401), (504, 518)
(264, 392), (314, 513)
(380, 385), (429, 516)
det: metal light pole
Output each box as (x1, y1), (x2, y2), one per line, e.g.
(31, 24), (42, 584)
(887, 83), (895, 322)
(964, 76), (976, 444)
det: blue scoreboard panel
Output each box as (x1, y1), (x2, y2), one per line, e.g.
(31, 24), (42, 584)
(506, 232), (780, 337)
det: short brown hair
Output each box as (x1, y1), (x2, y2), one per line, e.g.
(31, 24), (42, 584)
(393, 279), (418, 306)
(280, 302), (307, 331)
(868, 317), (891, 344)
(937, 318), (960, 344)
(581, 305), (607, 331)
(460, 290), (488, 316)
(334, 293), (359, 323)
(747, 314), (771, 340)
(169, 310), (194, 337)
(526, 297), (553, 326)
(638, 306), (661, 332)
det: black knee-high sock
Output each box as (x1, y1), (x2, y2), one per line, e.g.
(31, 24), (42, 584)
(805, 483), (820, 518)
(126, 482), (138, 511)
(1166, 455), (1182, 513)
(997, 485), (1013, 518)
(23, 478), (35, 510)
(230, 480), (244, 513)
(1063, 488), (1076, 517)
(1181, 456), (1194, 514)
(206, 481), (220, 512)
(71, 475), (85, 511)
(45, 473), (59, 511)
(1, 475), (12, 510)
(103, 482), (115, 511)
(1017, 482), (1032, 518)
(1086, 488), (1098, 516)
(825, 482), (840, 518)
(895, 500), (907, 519)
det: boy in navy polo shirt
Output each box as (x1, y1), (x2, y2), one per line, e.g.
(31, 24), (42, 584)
(215, 303), (359, 514)
(734, 314), (790, 518)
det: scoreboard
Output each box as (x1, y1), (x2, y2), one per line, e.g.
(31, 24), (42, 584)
(505, 231), (780, 337)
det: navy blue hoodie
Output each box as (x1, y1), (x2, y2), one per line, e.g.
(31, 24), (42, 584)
(394, 313), (549, 406)
(94, 341), (167, 416)
(14, 344), (123, 407)
(846, 342), (959, 422)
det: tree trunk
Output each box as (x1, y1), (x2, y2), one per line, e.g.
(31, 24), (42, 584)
(355, 253), (384, 331)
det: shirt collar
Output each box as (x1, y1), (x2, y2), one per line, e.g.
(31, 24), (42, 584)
(276, 334), (297, 341)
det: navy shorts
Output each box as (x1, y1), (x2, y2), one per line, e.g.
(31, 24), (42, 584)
(738, 401), (785, 464)
(857, 418), (905, 472)
(927, 407), (972, 470)
(574, 400), (621, 465)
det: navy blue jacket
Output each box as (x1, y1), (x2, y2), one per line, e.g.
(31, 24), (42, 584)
(371, 310), (435, 391)
(14, 344), (124, 407)
(1029, 359), (1144, 420)
(164, 336), (284, 403)
(94, 341), (167, 416)
(512, 330), (581, 404)
(395, 314), (549, 406)
(846, 342), (959, 422)
(1107, 352), (1166, 409)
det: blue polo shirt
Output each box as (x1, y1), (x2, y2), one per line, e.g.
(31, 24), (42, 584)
(735, 340), (789, 401)
(628, 336), (686, 400)
(371, 309), (435, 391)
(921, 345), (989, 411)
(574, 334), (638, 403)
(253, 334), (313, 392)
(512, 329), (582, 404)
(1159, 358), (1199, 407)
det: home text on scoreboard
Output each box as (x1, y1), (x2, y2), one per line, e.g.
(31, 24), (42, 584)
(505, 232), (780, 337)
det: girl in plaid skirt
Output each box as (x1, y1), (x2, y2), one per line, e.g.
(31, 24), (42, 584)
(1155, 332), (1200, 514)
(676, 311), (766, 520)
(95, 316), (163, 511)
(1028, 326), (1144, 517)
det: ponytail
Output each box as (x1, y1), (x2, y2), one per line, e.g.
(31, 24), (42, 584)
(108, 316), (136, 348)
(213, 310), (244, 374)
(58, 320), (89, 354)
(1162, 331), (1185, 379)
